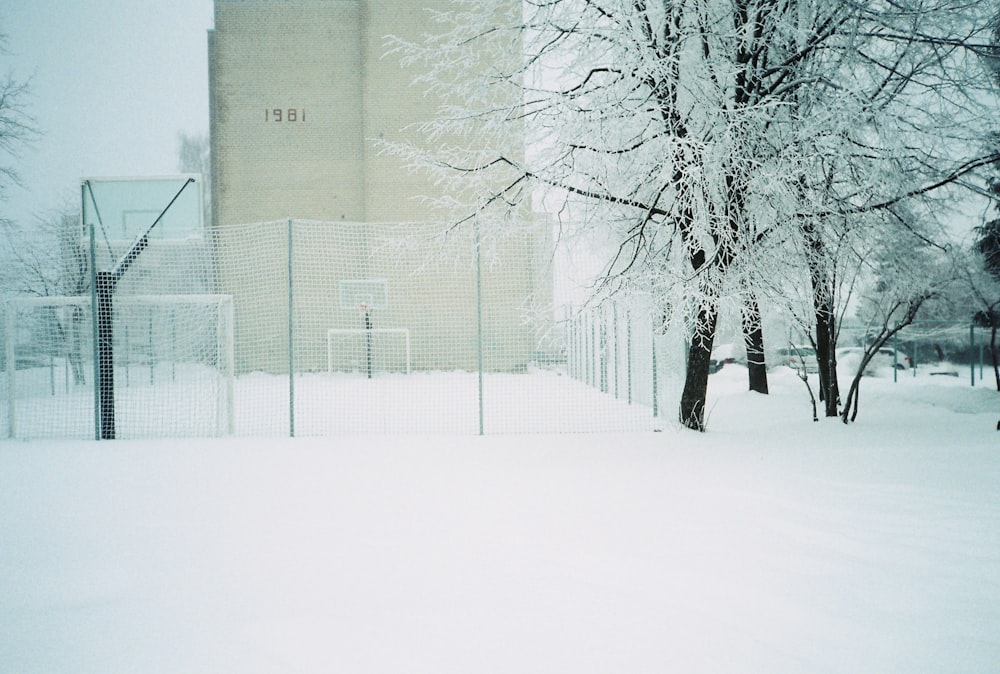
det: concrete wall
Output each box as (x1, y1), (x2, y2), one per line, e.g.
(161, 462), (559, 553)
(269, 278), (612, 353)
(209, 0), (549, 374)
(210, 0), (366, 225)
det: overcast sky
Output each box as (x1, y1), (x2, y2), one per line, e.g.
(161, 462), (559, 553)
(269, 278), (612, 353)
(2, 0), (214, 227)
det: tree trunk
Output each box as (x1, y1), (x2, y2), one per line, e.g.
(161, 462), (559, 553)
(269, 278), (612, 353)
(991, 320), (999, 392)
(841, 296), (927, 423)
(742, 290), (768, 394)
(814, 295), (838, 416)
(679, 301), (719, 431)
(841, 371), (863, 423)
(803, 218), (839, 416)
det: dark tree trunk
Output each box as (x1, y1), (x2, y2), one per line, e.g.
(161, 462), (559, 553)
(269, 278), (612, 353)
(815, 294), (838, 416)
(742, 290), (768, 394)
(680, 301), (719, 431)
(991, 320), (1000, 392)
(803, 219), (839, 416)
(841, 297), (926, 423)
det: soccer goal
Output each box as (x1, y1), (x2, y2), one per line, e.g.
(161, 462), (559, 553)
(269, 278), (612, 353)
(4, 293), (234, 439)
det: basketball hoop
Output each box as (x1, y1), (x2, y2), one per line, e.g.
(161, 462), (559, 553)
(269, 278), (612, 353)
(339, 279), (388, 311)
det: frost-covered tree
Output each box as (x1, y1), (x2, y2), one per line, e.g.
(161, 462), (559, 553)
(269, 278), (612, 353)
(0, 202), (89, 384)
(969, 208), (1000, 389)
(0, 202), (84, 297)
(796, 0), (1000, 414)
(956, 11), (1000, 392)
(840, 234), (957, 422)
(390, 0), (1000, 430)
(0, 33), (39, 231)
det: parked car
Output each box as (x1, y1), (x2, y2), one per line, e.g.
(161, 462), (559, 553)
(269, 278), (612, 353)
(709, 343), (743, 374)
(877, 347), (911, 369)
(775, 345), (819, 373)
(836, 346), (911, 376)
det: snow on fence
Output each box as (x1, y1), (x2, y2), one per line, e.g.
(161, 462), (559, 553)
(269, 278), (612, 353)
(4, 210), (994, 441)
(2, 220), (669, 440)
(11, 216), (983, 441)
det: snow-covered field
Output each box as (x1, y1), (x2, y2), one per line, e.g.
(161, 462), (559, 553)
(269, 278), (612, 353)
(2, 365), (999, 673)
(4, 365), (659, 438)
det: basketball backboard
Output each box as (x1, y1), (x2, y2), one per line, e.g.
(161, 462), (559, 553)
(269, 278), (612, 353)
(81, 175), (204, 242)
(339, 279), (389, 310)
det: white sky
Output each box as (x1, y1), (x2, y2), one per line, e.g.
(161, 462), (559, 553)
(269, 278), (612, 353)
(1, 0), (214, 227)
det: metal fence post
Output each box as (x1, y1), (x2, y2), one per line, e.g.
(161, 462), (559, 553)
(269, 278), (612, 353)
(651, 323), (659, 422)
(88, 223), (100, 440)
(288, 218), (295, 437)
(970, 323), (975, 387)
(586, 313), (593, 387)
(626, 307), (633, 405)
(599, 306), (608, 394)
(611, 302), (621, 400)
(475, 216), (484, 436)
(893, 333), (898, 383)
(979, 338), (984, 383)
(5, 303), (15, 439)
(218, 298), (235, 435)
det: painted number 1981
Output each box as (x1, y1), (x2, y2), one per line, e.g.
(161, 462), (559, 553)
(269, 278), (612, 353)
(265, 108), (305, 122)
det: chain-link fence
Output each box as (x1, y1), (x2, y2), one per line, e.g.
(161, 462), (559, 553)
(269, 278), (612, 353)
(7, 214), (993, 440)
(837, 321), (1000, 386)
(2, 219), (671, 439)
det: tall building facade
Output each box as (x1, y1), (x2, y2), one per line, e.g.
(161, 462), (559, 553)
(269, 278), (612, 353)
(208, 0), (549, 374)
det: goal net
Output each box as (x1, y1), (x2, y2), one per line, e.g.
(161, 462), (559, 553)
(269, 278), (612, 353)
(4, 214), (672, 439)
(3, 294), (233, 440)
(205, 218), (664, 436)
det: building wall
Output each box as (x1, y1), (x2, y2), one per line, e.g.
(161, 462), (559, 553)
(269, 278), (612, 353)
(360, 2), (448, 223)
(209, 0), (548, 374)
(210, 0), (366, 225)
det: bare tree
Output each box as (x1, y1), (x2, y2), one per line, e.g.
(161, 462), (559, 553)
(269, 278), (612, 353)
(0, 33), (40, 230)
(1, 201), (89, 384)
(966, 220), (1000, 390)
(1, 201), (84, 294)
(965, 88), (1000, 391)
(390, 0), (1000, 430)
(840, 234), (956, 423)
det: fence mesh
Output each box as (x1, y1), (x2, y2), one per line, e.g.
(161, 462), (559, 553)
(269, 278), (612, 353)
(5, 216), (998, 440)
(3, 219), (671, 439)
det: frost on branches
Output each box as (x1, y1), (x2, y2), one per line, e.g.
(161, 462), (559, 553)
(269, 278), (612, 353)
(387, 0), (1000, 430)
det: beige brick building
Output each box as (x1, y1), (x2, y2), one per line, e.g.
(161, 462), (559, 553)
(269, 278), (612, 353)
(208, 0), (550, 374)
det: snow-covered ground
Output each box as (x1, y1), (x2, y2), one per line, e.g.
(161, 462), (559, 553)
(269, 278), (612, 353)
(5, 365), (660, 439)
(2, 365), (999, 673)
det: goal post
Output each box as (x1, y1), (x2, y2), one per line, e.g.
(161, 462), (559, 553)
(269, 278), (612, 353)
(327, 328), (411, 375)
(108, 293), (235, 438)
(4, 295), (93, 439)
(3, 293), (234, 439)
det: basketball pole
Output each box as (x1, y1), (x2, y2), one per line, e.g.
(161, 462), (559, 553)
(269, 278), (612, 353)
(88, 178), (196, 440)
(95, 270), (116, 439)
(361, 303), (373, 379)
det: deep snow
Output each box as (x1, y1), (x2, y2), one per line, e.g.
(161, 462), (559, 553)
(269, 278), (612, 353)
(2, 365), (999, 673)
